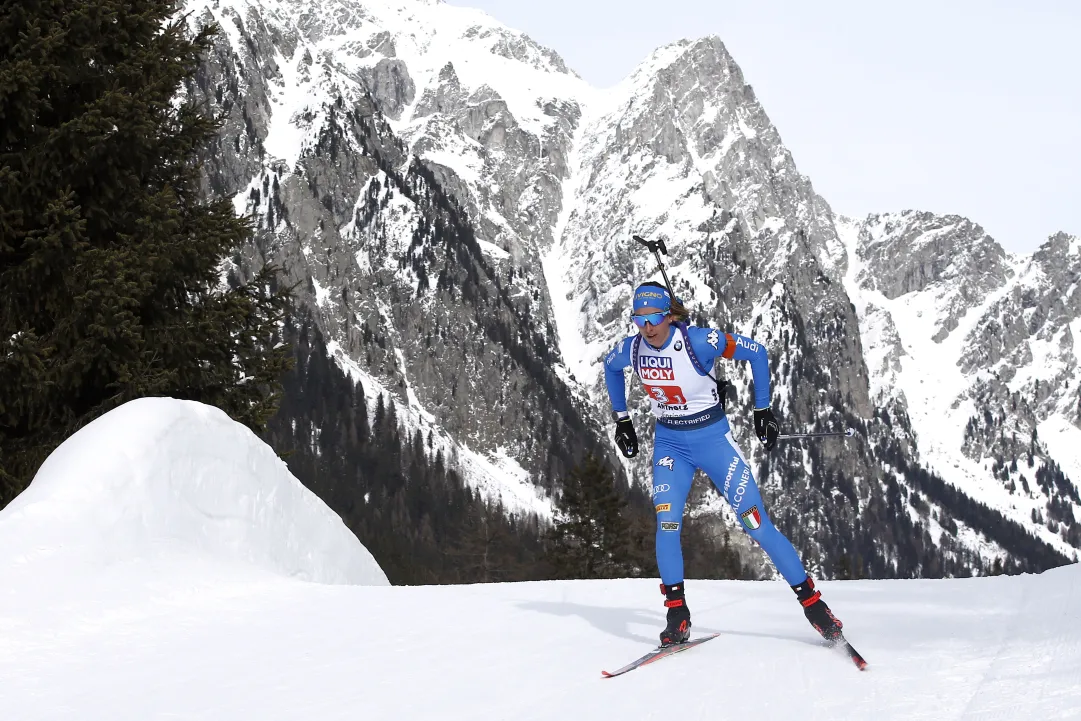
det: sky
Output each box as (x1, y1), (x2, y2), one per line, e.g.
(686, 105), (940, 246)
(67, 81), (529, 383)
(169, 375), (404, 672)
(447, 0), (1080, 255)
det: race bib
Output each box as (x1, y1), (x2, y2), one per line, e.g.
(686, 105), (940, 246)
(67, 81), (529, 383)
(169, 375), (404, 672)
(645, 385), (687, 405)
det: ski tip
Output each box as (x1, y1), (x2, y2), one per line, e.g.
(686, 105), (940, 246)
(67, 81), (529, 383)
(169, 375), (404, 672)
(840, 640), (869, 671)
(601, 670), (613, 678)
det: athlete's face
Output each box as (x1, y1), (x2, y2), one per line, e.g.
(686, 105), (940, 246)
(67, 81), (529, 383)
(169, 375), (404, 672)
(634, 305), (672, 347)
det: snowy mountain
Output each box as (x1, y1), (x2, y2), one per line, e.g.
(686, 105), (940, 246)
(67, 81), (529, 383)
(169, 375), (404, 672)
(184, 0), (1078, 577)
(842, 212), (1081, 555)
(189, 0), (600, 517)
(2, 414), (1079, 719)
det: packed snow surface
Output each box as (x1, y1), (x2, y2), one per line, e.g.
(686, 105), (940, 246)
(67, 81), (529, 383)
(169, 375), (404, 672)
(2, 398), (1079, 719)
(2, 566), (1079, 720)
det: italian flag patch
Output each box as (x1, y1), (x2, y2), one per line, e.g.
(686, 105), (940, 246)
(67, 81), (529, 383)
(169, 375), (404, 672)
(741, 506), (762, 530)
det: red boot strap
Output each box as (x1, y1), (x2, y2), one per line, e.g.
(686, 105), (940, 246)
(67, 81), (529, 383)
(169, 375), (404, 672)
(800, 590), (822, 608)
(664, 599), (685, 608)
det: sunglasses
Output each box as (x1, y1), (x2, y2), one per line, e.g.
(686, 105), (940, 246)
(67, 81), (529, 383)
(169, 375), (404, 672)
(631, 311), (669, 328)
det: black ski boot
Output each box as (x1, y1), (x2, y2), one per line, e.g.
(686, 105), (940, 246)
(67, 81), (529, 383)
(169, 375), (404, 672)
(792, 577), (843, 643)
(659, 582), (691, 646)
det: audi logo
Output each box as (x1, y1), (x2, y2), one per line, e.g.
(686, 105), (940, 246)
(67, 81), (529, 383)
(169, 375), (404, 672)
(652, 484), (671, 496)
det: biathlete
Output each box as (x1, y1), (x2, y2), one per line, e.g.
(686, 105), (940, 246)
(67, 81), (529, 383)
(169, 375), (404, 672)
(604, 281), (845, 646)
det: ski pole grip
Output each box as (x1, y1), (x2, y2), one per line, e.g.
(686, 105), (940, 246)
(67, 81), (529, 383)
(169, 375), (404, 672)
(633, 234), (668, 256)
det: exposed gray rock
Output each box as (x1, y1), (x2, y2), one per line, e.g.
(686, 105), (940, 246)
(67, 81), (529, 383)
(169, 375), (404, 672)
(848, 209), (1081, 555)
(462, 24), (576, 76)
(414, 63), (465, 117)
(187, 0), (600, 500)
(856, 211), (1012, 342)
(360, 58), (414, 120)
(186, 0), (1079, 575)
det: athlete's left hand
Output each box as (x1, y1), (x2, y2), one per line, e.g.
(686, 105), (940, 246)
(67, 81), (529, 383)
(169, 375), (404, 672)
(753, 407), (779, 450)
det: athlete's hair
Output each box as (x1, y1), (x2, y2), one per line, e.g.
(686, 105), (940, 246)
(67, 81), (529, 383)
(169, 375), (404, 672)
(637, 281), (689, 323)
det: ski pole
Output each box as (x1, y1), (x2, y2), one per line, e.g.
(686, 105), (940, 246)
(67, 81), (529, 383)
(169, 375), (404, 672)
(632, 234), (675, 296)
(633, 233), (854, 446)
(777, 428), (856, 441)
(632, 233), (722, 386)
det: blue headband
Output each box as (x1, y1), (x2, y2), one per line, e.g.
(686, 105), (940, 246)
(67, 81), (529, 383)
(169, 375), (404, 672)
(633, 285), (671, 313)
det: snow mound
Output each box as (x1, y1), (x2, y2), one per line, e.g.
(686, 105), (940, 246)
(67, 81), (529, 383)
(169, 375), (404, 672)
(0, 397), (387, 586)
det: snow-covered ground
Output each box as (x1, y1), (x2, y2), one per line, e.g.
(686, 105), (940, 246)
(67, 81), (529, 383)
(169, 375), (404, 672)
(2, 399), (1079, 720)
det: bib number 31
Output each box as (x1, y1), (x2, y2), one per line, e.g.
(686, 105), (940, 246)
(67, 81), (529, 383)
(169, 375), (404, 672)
(646, 385), (686, 405)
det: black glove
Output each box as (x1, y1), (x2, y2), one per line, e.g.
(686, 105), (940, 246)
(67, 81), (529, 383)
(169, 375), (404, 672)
(614, 416), (639, 458)
(753, 407), (779, 451)
(716, 378), (732, 414)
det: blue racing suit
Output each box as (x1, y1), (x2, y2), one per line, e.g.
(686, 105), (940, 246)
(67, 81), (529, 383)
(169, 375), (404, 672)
(604, 322), (808, 586)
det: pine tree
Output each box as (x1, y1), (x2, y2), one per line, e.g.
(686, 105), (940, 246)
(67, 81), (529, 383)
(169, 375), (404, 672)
(0, 0), (291, 506)
(448, 500), (517, 583)
(544, 454), (635, 579)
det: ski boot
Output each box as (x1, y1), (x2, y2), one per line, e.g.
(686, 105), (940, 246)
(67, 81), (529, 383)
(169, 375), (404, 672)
(792, 577), (844, 643)
(659, 582), (691, 646)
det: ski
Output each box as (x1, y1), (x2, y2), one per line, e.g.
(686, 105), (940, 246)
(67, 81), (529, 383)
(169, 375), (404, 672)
(601, 633), (720, 678)
(831, 635), (868, 671)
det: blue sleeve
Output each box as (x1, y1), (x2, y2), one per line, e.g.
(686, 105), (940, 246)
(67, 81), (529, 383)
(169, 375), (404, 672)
(603, 336), (634, 413)
(686, 326), (722, 367)
(688, 326), (771, 409)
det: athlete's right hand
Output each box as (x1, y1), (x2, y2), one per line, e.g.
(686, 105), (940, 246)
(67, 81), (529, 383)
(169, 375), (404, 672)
(614, 417), (639, 458)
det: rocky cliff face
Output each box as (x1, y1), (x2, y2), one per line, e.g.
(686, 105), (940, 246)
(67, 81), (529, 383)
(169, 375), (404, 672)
(186, 0), (1077, 577)
(549, 36), (885, 575)
(842, 213), (1081, 556)
(854, 212), (1012, 342)
(187, 0), (601, 516)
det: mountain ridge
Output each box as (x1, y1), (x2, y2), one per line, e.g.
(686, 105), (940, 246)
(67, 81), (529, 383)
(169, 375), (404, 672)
(187, 0), (1079, 576)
